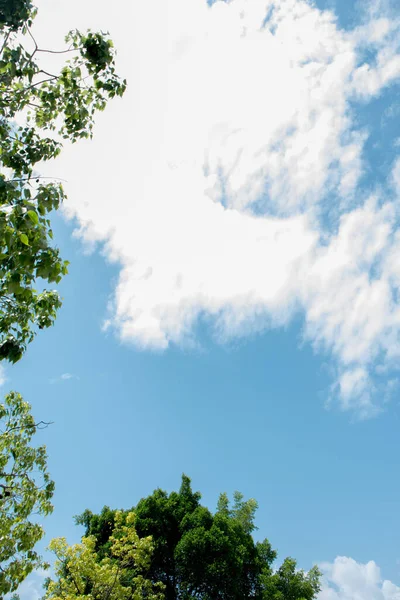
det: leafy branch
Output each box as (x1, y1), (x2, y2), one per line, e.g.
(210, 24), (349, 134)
(0, 1), (126, 363)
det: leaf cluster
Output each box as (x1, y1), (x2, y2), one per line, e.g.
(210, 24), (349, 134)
(45, 511), (165, 600)
(0, 2), (126, 361)
(0, 0), (36, 32)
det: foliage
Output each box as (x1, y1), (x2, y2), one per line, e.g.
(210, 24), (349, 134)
(44, 511), (165, 600)
(262, 557), (322, 600)
(0, 0), (35, 31)
(0, 391), (54, 597)
(0, 0), (126, 362)
(77, 475), (321, 600)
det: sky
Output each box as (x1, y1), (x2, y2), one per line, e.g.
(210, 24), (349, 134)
(3, 0), (400, 598)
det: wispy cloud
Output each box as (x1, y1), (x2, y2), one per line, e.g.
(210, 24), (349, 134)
(36, 0), (400, 417)
(60, 373), (74, 380)
(49, 373), (79, 385)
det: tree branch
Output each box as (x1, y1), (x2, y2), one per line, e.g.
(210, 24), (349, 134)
(36, 46), (79, 55)
(9, 176), (67, 183)
(2, 420), (53, 435)
(0, 31), (11, 56)
(27, 28), (38, 59)
(25, 75), (58, 91)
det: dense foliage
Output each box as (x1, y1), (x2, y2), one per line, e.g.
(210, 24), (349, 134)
(0, 391), (54, 597)
(45, 511), (165, 600)
(0, 0), (126, 362)
(77, 475), (321, 600)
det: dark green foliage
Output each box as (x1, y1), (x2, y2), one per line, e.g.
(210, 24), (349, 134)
(82, 32), (114, 72)
(0, 0), (35, 31)
(77, 505), (118, 561)
(77, 475), (321, 600)
(0, 1), (126, 362)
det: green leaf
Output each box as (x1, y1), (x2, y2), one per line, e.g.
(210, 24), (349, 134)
(26, 210), (39, 225)
(19, 233), (29, 246)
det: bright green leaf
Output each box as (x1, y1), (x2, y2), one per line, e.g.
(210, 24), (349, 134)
(19, 233), (29, 245)
(26, 210), (39, 225)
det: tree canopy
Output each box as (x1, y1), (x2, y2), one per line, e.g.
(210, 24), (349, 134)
(77, 475), (321, 600)
(44, 511), (165, 600)
(0, 0), (126, 363)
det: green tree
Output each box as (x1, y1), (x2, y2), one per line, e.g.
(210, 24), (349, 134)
(44, 511), (165, 600)
(262, 557), (321, 600)
(0, 391), (54, 597)
(77, 475), (321, 600)
(0, 0), (126, 362)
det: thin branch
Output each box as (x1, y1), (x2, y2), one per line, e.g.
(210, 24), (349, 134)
(9, 176), (67, 183)
(27, 28), (38, 60)
(36, 46), (80, 55)
(2, 420), (53, 435)
(104, 563), (122, 600)
(25, 75), (58, 92)
(7, 134), (23, 145)
(38, 69), (58, 79)
(7, 133), (60, 149)
(69, 568), (83, 596)
(0, 31), (11, 56)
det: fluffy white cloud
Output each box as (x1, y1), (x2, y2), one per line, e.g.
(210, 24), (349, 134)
(319, 557), (400, 600)
(33, 0), (400, 417)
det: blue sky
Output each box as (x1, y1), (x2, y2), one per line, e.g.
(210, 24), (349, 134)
(5, 0), (400, 598)
(10, 211), (400, 594)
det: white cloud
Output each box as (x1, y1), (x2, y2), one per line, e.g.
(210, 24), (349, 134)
(49, 373), (78, 384)
(0, 365), (6, 388)
(60, 373), (74, 380)
(350, 8), (400, 98)
(33, 0), (400, 417)
(392, 157), (400, 191)
(319, 557), (400, 600)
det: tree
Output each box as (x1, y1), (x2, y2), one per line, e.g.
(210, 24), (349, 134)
(0, 391), (54, 597)
(262, 557), (321, 600)
(44, 511), (165, 600)
(77, 475), (321, 600)
(0, 0), (126, 362)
